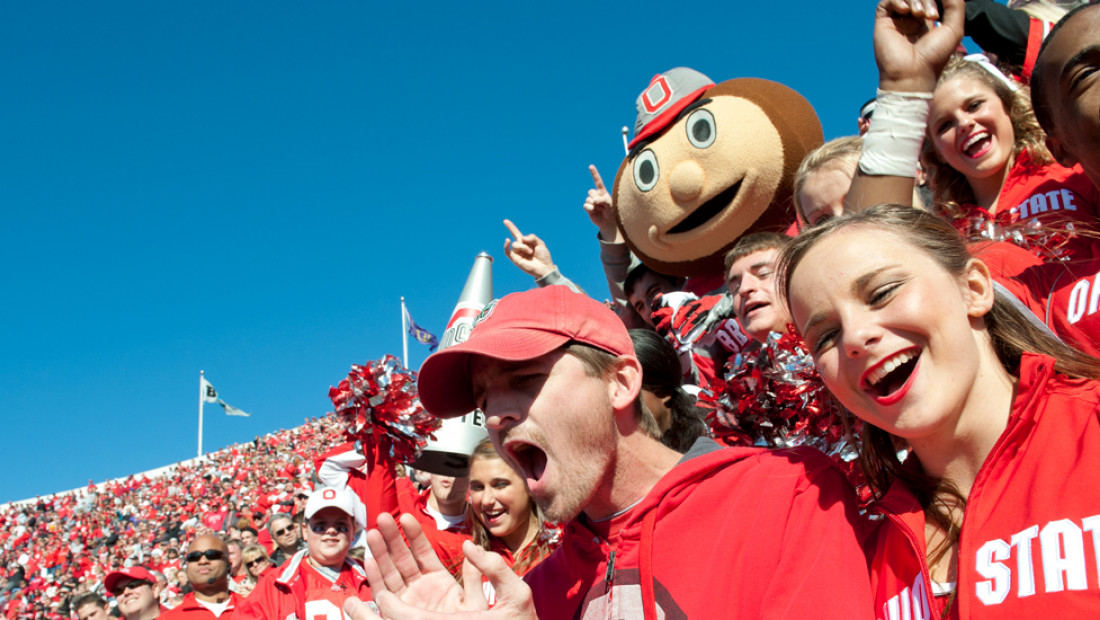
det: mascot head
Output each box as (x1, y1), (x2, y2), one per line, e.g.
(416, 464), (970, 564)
(613, 67), (823, 278)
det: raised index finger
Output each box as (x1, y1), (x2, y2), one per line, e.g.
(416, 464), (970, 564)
(588, 165), (607, 193)
(503, 219), (523, 240)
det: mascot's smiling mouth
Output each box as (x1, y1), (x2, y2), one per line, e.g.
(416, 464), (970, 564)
(667, 178), (743, 235)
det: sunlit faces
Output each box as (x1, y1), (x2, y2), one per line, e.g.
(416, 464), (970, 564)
(75, 604), (110, 620)
(787, 227), (995, 443)
(1034, 6), (1100, 187)
(468, 457), (537, 551)
(113, 580), (158, 619)
(727, 248), (787, 343)
(428, 475), (469, 510)
(628, 271), (680, 327)
(797, 165), (852, 227)
(245, 555), (271, 578)
(472, 350), (621, 523)
(929, 77), (1015, 189)
(303, 507), (354, 568)
(226, 542), (242, 575)
(270, 517), (299, 550)
(183, 535), (228, 588)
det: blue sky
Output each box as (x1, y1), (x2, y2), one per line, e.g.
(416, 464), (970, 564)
(1, 1), (916, 503)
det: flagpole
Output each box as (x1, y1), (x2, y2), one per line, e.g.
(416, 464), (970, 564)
(198, 370), (205, 458)
(401, 297), (409, 368)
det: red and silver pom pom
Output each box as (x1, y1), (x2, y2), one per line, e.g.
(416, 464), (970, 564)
(328, 355), (441, 463)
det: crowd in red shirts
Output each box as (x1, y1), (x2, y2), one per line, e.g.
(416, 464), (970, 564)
(0, 416), (345, 620)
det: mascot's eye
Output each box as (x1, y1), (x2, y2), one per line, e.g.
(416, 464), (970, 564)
(685, 108), (716, 149)
(633, 150), (659, 192)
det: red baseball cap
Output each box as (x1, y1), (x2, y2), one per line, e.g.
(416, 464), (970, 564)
(417, 286), (635, 419)
(104, 566), (156, 594)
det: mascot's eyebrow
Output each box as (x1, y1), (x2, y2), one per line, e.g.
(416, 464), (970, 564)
(626, 98), (714, 162)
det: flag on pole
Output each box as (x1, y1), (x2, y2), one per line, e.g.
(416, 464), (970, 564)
(217, 399), (251, 417)
(403, 305), (439, 351)
(202, 377), (251, 416)
(201, 377), (219, 403)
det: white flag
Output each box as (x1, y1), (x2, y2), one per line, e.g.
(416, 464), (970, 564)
(201, 378), (219, 403)
(218, 399), (251, 417)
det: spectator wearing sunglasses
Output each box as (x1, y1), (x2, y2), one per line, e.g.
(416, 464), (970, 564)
(160, 535), (241, 620)
(104, 566), (162, 620)
(235, 487), (369, 620)
(239, 545), (274, 593)
(264, 515), (303, 567)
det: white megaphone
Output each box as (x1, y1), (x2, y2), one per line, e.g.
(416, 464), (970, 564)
(412, 252), (493, 476)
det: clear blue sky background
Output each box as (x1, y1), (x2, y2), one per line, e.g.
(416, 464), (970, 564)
(1, 1), (955, 503)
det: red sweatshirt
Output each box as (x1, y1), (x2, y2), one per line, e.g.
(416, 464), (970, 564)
(866, 353), (1100, 619)
(524, 440), (873, 619)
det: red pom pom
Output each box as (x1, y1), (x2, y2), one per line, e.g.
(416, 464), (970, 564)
(698, 325), (868, 501)
(329, 355), (441, 463)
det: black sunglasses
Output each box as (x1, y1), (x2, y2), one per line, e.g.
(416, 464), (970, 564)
(245, 558), (268, 569)
(185, 549), (226, 563)
(272, 527), (292, 537)
(111, 580), (151, 596)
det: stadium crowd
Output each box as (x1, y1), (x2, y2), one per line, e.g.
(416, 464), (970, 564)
(7, 0), (1100, 617)
(0, 418), (335, 619)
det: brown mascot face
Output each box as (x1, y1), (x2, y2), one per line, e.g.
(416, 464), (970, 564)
(614, 78), (822, 277)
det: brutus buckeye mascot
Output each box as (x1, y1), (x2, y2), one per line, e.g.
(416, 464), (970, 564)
(615, 67), (823, 281)
(613, 67), (823, 388)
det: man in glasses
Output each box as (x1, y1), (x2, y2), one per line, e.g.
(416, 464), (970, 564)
(236, 486), (370, 620)
(160, 535), (241, 620)
(265, 515), (303, 567)
(103, 566), (161, 620)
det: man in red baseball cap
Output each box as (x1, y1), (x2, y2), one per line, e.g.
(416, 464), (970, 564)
(104, 567), (161, 620)
(352, 286), (873, 619)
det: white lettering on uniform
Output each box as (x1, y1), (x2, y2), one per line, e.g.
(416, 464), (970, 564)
(1082, 516), (1100, 585)
(1040, 519), (1088, 592)
(715, 319), (750, 353)
(1014, 189), (1078, 219)
(976, 539), (1012, 605)
(881, 574), (932, 620)
(975, 514), (1100, 606)
(1065, 272), (1100, 324)
(1010, 525), (1039, 597)
(1046, 190), (1063, 211)
(1063, 189), (1078, 211)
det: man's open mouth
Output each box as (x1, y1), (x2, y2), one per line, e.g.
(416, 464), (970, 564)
(505, 440), (548, 487)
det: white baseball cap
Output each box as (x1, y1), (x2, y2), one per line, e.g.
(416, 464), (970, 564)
(304, 486), (365, 529)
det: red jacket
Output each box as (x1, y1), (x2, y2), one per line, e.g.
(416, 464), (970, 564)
(952, 151), (1100, 260)
(866, 353), (1100, 619)
(234, 551), (369, 620)
(524, 440), (873, 619)
(160, 592), (244, 620)
(1010, 256), (1100, 357)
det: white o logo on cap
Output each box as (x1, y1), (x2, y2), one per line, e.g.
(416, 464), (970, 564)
(322, 489), (336, 500)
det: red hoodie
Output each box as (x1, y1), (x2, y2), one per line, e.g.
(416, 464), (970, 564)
(866, 353), (1100, 619)
(524, 440), (873, 619)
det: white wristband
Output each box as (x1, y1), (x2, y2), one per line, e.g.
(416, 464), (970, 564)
(858, 89), (932, 178)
